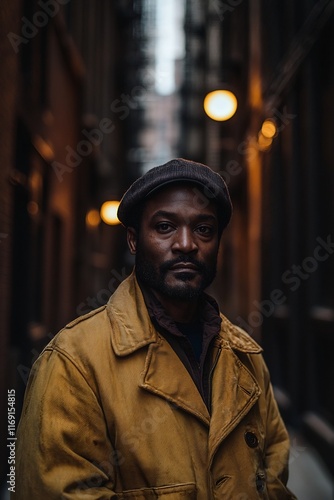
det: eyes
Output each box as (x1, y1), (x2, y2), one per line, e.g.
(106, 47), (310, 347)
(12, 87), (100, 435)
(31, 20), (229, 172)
(155, 222), (173, 233)
(155, 221), (215, 237)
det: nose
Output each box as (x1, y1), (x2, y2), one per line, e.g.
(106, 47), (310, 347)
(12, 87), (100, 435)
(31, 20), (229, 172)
(172, 226), (198, 254)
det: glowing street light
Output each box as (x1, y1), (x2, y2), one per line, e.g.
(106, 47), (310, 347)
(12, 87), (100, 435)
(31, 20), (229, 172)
(86, 209), (100, 228)
(204, 89), (238, 121)
(100, 201), (121, 225)
(257, 132), (273, 151)
(261, 119), (277, 138)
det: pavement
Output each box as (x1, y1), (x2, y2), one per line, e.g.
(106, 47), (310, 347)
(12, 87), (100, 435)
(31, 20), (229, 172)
(287, 430), (333, 499)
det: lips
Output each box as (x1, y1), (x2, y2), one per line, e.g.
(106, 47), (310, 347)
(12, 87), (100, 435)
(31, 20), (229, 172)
(170, 263), (199, 271)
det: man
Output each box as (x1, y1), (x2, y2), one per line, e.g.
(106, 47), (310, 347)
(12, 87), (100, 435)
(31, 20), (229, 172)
(16, 158), (296, 499)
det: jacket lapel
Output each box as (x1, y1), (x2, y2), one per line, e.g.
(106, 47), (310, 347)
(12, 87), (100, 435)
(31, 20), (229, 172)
(108, 273), (261, 441)
(107, 273), (210, 425)
(208, 341), (261, 464)
(140, 339), (210, 426)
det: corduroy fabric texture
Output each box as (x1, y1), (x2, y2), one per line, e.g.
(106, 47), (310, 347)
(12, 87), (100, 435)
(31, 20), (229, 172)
(117, 158), (232, 231)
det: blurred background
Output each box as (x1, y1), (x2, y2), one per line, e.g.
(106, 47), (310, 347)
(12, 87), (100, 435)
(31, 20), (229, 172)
(1, 0), (334, 497)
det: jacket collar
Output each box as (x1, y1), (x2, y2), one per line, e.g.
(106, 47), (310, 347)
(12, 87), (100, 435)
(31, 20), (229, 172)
(217, 316), (263, 354)
(106, 272), (210, 422)
(106, 271), (262, 356)
(106, 271), (158, 356)
(106, 272), (262, 431)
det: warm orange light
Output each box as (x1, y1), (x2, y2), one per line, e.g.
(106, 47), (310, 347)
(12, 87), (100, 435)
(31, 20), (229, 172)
(100, 201), (120, 225)
(258, 132), (273, 151)
(27, 201), (39, 216)
(261, 119), (277, 139)
(86, 209), (100, 228)
(33, 135), (54, 162)
(204, 90), (238, 121)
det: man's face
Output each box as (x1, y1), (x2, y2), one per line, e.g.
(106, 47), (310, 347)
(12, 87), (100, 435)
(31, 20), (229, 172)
(127, 184), (220, 301)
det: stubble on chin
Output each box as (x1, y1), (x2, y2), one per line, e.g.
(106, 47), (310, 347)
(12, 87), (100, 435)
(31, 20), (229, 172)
(135, 251), (216, 300)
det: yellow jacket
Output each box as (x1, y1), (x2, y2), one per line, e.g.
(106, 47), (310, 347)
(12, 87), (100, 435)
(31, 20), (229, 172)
(16, 272), (295, 499)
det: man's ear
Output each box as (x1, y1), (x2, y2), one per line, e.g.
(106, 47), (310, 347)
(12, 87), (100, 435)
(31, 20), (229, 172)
(127, 227), (137, 255)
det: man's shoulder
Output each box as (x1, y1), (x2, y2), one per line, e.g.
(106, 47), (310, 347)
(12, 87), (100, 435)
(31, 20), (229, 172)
(63, 305), (108, 332)
(42, 271), (150, 362)
(46, 305), (112, 358)
(219, 313), (263, 354)
(48, 272), (137, 351)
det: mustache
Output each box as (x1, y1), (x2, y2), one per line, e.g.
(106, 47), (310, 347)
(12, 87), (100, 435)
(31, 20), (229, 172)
(160, 255), (206, 273)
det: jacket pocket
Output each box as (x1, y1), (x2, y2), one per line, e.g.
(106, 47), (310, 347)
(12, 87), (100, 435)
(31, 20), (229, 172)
(117, 482), (197, 499)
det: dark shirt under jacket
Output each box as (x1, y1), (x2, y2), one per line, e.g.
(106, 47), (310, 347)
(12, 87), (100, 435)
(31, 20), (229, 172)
(138, 281), (222, 410)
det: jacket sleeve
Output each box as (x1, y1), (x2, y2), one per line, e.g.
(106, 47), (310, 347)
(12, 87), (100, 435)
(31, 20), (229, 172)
(261, 359), (297, 499)
(15, 347), (118, 499)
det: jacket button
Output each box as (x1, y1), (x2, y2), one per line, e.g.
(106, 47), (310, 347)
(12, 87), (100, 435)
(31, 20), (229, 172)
(244, 431), (258, 448)
(256, 473), (266, 492)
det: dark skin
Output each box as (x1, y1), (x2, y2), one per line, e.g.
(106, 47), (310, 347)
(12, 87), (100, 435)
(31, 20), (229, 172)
(127, 184), (220, 323)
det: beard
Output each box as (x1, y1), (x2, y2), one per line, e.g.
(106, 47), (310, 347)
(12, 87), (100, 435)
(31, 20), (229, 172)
(135, 250), (217, 300)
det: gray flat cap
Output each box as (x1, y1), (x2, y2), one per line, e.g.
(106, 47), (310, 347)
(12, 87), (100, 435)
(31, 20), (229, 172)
(117, 158), (232, 231)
